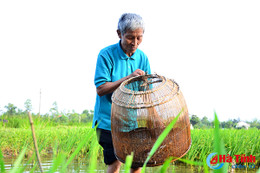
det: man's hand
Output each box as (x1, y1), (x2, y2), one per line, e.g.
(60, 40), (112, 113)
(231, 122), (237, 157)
(96, 69), (145, 97)
(129, 69), (145, 78)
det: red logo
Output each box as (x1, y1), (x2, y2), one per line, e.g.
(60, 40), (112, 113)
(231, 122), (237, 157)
(210, 154), (256, 164)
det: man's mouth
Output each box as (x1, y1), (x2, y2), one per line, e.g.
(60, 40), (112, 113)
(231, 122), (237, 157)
(130, 47), (137, 50)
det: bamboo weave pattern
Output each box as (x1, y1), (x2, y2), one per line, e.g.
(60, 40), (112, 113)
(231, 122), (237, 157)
(111, 74), (191, 167)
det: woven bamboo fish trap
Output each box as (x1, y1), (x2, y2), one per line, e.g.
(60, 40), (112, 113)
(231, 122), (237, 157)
(111, 74), (191, 167)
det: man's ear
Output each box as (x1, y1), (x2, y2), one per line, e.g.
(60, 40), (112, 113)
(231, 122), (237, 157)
(117, 30), (122, 39)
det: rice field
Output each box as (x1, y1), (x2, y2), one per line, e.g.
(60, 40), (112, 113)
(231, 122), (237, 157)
(0, 115), (259, 172)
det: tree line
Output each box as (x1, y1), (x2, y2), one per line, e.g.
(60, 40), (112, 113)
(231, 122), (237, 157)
(0, 99), (93, 125)
(190, 114), (260, 129)
(1, 99), (260, 129)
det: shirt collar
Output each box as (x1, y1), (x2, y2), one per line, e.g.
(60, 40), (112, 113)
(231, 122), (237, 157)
(117, 40), (136, 60)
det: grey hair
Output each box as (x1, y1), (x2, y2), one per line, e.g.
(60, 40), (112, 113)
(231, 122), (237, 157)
(117, 13), (145, 36)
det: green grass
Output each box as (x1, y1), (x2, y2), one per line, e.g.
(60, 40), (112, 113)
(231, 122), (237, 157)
(0, 114), (259, 172)
(0, 126), (99, 159)
(186, 129), (260, 163)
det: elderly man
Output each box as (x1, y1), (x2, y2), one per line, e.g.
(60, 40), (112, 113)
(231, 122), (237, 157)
(93, 13), (151, 173)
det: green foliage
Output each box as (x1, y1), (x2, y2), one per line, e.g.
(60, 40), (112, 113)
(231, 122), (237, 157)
(201, 116), (210, 127)
(4, 103), (17, 116)
(1, 101), (95, 126)
(9, 147), (27, 173)
(60, 126), (95, 172)
(1, 127), (98, 173)
(190, 115), (200, 127)
(47, 153), (66, 173)
(1, 113), (29, 128)
(2, 101), (259, 129)
(159, 156), (174, 173)
(0, 148), (5, 173)
(1, 111), (94, 129)
(213, 112), (228, 173)
(188, 114), (260, 129)
(24, 99), (32, 112)
(1, 102), (259, 172)
(220, 120), (234, 129)
(49, 101), (59, 116)
(0, 124), (259, 172)
(249, 119), (260, 129)
(87, 136), (99, 172)
(124, 152), (134, 173)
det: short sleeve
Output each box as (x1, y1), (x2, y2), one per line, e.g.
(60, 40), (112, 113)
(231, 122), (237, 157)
(94, 52), (113, 88)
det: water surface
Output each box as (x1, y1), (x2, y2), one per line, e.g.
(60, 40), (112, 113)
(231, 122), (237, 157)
(3, 157), (258, 172)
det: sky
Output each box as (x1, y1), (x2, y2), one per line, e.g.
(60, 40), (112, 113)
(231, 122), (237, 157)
(0, 0), (259, 122)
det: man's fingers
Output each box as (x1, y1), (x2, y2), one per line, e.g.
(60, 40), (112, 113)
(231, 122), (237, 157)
(130, 69), (145, 78)
(136, 69), (145, 75)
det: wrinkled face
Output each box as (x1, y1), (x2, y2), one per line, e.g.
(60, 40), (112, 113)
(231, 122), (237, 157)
(117, 28), (144, 57)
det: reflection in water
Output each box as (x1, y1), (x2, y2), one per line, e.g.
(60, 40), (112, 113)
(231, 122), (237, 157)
(4, 157), (106, 173)
(3, 157), (258, 173)
(3, 157), (194, 173)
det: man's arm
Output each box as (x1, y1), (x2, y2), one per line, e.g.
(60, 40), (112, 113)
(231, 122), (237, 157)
(96, 69), (145, 97)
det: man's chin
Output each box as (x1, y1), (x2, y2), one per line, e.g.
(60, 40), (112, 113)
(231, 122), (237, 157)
(130, 48), (137, 53)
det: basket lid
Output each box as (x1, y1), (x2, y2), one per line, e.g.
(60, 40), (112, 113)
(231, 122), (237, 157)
(112, 74), (180, 109)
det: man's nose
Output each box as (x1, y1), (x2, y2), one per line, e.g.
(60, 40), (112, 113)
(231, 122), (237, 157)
(131, 38), (138, 46)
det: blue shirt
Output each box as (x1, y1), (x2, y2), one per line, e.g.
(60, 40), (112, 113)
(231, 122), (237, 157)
(93, 41), (151, 130)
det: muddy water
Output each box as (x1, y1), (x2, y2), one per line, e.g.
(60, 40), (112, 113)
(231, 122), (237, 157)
(3, 156), (196, 173)
(3, 157), (258, 173)
(4, 156), (97, 173)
